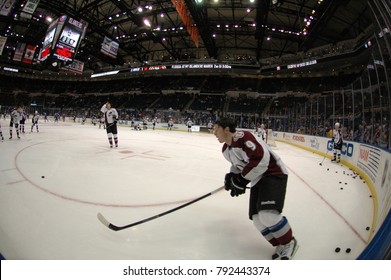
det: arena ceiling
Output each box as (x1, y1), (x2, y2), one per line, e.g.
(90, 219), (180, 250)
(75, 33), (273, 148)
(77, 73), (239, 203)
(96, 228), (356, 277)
(0, 0), (372, 72)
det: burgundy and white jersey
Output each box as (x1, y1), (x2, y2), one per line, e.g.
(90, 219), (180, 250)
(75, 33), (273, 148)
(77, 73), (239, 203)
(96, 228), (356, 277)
(333, 128), (343, 145)
(222, 130), (288, 185)
(11, 110), (22, 123)
(100, 105), (118, 124)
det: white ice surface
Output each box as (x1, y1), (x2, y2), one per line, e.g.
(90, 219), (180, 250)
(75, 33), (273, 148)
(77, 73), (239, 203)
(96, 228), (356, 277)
(0, 121), (374, 259)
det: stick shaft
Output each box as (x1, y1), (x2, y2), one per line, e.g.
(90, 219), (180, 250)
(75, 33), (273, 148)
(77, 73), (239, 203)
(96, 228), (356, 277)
(98, 186), (225, 231)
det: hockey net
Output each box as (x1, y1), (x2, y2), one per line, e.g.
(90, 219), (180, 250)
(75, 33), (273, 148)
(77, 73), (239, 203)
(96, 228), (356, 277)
(265, 129), (277, 147)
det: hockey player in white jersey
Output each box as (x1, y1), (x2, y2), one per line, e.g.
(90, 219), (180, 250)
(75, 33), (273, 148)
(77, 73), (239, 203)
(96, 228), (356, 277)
(19, 108), (26, 133)
(31, 111), (40, 132)
(9, 106), (23, 139)
(101, 102), (119, 148)
(214, 117), (298, 260)
(186, 118), (193, 133)
(331, 122), (343, 163)
(207, 120), (213, 133)
(255, 123), (267, 141)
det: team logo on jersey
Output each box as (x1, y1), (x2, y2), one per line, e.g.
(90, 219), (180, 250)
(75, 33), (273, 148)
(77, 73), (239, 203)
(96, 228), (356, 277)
(233, 131), (245, 141)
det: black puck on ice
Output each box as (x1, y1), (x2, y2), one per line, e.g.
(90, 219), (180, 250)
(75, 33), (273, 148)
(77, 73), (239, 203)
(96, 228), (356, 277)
(327, 168), (329, 171)
(366, 227), (370, 231)
(41, 176), (45, 178)
(340, 187), (343, 190)
(346, 248), (351, 253)
(335, 247), (341, 253)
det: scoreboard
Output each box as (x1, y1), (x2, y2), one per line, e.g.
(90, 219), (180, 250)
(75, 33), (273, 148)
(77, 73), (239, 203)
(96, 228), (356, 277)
(39, 15), (87, 66)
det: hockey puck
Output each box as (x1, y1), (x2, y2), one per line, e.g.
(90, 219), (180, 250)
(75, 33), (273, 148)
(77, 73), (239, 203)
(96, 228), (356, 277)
(335, 247), (341, 253)
(340, 187), (343, 190)
(319, 163), (322, 166)
(327, 168), (329, 171)
(346, 248), (351, 253)
(366, 227), (370, 231)
(41, 176), (45, 178)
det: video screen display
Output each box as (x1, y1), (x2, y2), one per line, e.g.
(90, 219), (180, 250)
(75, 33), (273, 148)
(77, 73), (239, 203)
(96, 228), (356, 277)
(58, 25), (81, 48)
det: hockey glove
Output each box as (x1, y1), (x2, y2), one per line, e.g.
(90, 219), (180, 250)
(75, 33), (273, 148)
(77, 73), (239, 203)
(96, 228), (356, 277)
(228, 174), (250, 197)
(224, 173), (235, 191)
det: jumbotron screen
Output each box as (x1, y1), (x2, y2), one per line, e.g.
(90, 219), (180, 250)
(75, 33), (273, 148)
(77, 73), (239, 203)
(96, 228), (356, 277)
(53, 21), (83, 62)
(40, 15), (87, 64)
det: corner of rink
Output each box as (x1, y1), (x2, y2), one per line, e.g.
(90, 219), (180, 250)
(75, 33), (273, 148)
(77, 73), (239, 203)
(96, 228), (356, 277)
(273, 130), (391, 259)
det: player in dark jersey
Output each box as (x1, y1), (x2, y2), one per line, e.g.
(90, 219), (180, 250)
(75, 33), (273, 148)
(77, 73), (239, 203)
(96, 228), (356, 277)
(214, 117), (298, 260)
(0, 118), (4, 141)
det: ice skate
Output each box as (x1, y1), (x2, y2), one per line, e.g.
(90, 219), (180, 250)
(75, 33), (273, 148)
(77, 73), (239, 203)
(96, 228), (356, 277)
(279, 238), (298, 260)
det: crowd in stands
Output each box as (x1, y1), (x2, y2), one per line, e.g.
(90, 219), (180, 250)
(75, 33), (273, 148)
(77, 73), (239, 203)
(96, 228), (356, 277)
(0, 74), (389, 150)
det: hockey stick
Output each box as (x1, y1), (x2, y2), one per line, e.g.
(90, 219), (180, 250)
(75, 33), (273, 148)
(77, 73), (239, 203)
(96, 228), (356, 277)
(97, 186), (225, 231)
(319, 149), (329, 166)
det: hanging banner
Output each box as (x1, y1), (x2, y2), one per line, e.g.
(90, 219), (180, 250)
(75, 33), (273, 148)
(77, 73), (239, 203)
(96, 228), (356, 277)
(13, 42), (26, 62)
(22, 44), (37, 64)
(100, 36), (119, 59)
(20, 0), (40, 19)
(171, 0), (199, 48)
(61, 59), (84, 74)
(0, 36), (7, 55)
(0, 0), (16, 16)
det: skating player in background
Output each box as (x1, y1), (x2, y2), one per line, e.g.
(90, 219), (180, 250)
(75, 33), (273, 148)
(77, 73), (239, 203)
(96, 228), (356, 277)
(0, 118), (4, 141)
(213, 117), (298, 260)
(207, 120), (213, 133)
(19, 107), (26, 133)
(99, 115), (105, 129)
(167, 118), (174, 130)
(31, 111), (39, 133)
(152, 117), (157, 130)
(54, 112), (60, 122)
(9, 106), (22, 139)
(101, 102), (119, 148)
(255, 123), (267, 141)
(331, 122), (343, 163)
(186, 118), (193, 133)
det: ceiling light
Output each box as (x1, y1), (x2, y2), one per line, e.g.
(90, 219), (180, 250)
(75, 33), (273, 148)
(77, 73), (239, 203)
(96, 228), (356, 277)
(143, 18), (151, 27)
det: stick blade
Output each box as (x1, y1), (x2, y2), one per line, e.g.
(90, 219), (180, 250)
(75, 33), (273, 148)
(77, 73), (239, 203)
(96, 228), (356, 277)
(97, 212), (110, 227)
(97, 212), (122, 231)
